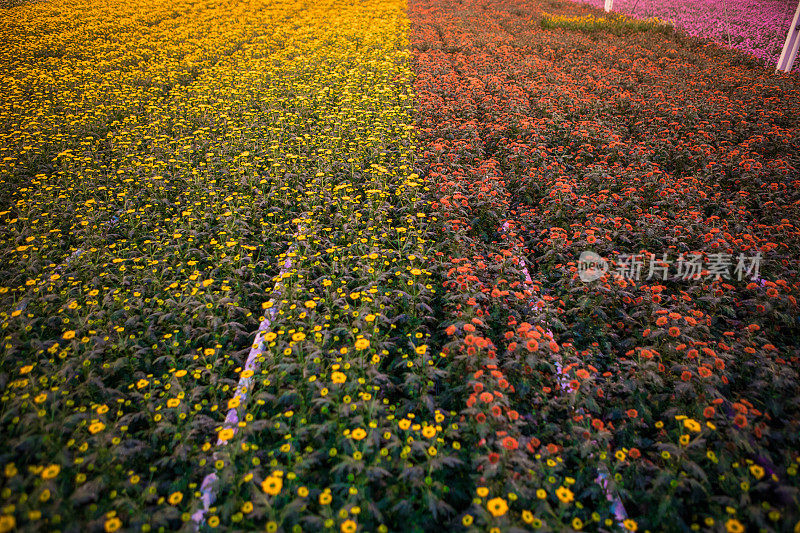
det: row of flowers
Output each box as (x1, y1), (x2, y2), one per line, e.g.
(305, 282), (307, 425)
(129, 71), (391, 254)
(411, 0), (800, 530)
(1, 0), (799, 530)
(571, 0), (800, 69)
(0, 0), (457, 530)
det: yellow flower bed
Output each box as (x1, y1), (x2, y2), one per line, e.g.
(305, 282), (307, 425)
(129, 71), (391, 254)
(540, 11), (671, 34)
(0, 0), (450, 530)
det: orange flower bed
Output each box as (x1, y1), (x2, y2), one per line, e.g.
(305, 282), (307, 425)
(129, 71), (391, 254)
(412, 0), (800, 529)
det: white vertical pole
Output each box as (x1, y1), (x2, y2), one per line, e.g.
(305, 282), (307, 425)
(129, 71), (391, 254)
(604, 0), (613, 13)
(777, 0), (800, 72)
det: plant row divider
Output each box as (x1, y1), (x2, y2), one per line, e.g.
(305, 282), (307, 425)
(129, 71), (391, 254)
(500, 220), (628, 526)
(191, 220), (305, 529)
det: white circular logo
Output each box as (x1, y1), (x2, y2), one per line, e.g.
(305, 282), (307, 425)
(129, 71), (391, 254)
(578, 250), (608, 282)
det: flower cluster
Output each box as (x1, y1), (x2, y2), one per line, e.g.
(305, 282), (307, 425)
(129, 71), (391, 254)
(540, 12), (671, 34)
(572, 0), (800, 69)
(1, 0), (799, 530)
(0, 0), (452, 530)
(411, 0), (800, 529)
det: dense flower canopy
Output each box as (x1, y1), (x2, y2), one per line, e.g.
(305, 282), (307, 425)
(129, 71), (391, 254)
(0, 0), (799, 531)
(573, 0), (800, 68)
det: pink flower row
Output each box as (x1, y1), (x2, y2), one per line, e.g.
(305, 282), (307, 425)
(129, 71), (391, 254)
(572, 0), (798, 69)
